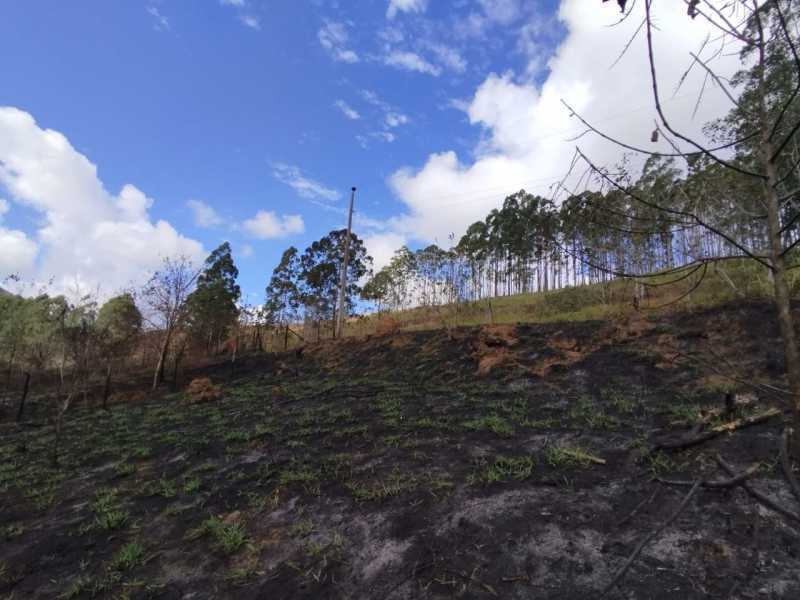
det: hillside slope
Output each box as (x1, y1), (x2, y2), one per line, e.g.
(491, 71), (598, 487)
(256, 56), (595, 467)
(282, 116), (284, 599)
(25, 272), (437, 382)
(1, 301), (799, 599)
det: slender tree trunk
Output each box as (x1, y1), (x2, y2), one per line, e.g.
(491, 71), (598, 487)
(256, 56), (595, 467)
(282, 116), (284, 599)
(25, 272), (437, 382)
(764, 155), (800, 456)
(16, 371), (30, 423)
(153, 328), (172, 391)
(102, 362), (112, 410)
(754, 15), (800, 457)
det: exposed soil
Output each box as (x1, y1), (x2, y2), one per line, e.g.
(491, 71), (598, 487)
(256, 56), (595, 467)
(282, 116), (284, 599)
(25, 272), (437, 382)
(1, 301), (799, 599)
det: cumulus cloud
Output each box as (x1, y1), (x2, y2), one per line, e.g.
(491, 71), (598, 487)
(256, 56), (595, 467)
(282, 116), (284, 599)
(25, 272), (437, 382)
(186, 199), (223, 228)
(387, 0), (428, 19)
(334, 100), (361, 120)
(384, 50), (441, 76)
(0, 106), (205, 294)
(272, 163), (341, 202)
(242, 211), (304, 239)
(370, 0), (741, 261)
(318, 21), (360, 64)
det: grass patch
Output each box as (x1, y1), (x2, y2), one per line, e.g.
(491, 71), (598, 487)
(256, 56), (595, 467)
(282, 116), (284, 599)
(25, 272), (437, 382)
(347, 470), (418, 502)
(187, 517), (247, 555)
(468, 455), (535, 484)
(110, 541), (145, 572)
(462, 414), (515, 437)
(544, 445), (596, 469)
(568, 396), (619, 430)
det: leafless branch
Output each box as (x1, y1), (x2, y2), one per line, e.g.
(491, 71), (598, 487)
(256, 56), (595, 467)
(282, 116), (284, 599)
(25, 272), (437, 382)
(645, 0), (765, 180)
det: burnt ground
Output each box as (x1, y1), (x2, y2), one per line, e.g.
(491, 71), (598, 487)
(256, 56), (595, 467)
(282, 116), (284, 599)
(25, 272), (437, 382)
(1, 301), (800, 599)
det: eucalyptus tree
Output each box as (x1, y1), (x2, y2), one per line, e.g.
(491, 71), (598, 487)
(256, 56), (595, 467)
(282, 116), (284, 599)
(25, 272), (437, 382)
(299, 229), (372, 335)
(186, 242), (241, 354)
(582, 0), (800, 453)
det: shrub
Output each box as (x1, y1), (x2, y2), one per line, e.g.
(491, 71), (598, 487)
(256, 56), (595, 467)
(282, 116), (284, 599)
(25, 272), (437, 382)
(184, 378), (222, 404)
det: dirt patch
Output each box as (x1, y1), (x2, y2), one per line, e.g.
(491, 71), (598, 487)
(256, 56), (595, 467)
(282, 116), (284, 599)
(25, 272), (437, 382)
(474, 324), (520, 376)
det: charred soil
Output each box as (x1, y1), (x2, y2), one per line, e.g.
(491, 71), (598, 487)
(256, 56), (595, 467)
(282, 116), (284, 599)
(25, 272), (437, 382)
(1, 301), (799, 599)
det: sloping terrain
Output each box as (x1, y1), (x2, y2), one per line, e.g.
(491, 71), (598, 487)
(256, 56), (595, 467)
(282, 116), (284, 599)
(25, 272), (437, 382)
(1, 301), (799, 599)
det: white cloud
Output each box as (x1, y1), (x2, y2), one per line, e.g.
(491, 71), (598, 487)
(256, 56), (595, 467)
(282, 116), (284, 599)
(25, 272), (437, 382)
(384, 50), (441, 76)
(243, 211), (304, 239)
(221, 0), (246, 6)
(0, 106), (205, 294)
(363, 232), (407, 270)
(240, 244), (254, 258)
(334, 100), (361, 120)
(0, 197), (38, 277)
(272, 163), (341, 202)
(318, 21), (360, 64)
(0, 228), (38, 278)
(384, 112), (409, 128)
(373, 131), (397, 143)
(239, 14), (261, 30)
(377, 0), (741, 254)
(387, 0), (428, 19)
(478, 0), (521, 25)
(427, 44), (467, 73)
(186, 199), (223, 228)
(146, 6), (170, 32)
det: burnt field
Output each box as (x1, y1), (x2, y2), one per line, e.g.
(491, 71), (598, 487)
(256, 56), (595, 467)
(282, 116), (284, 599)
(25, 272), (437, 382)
(1, 301), (799, 599)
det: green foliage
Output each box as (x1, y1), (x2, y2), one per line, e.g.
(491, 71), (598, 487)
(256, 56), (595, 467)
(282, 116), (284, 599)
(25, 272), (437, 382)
(96, 293), (142, 357)
(110, 541), (145, 571)
(299, 229), (372, 321)
(186, 242), (241, 350)
(188, 517), (247, 554)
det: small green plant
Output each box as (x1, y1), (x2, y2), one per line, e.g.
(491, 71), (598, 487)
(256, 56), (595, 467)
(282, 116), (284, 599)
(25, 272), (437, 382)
(568, 396), (619, 430)
(114, 462), (136, 477)
(96, 509), (130, 531)
(2, 522), (24, 539)
(158, 477), (177, 498)
(347, 470), (418, 502)
(189, 517), (247, 555)
(110, 541), (145, 572)
(224, 430), (250, 444)
(132, 446), (151, 459)
(288, 519), (314, 538)
(462, 414), (515, 437)
(646, 451), (677, 476)
(91, 489), (130, 531)
(468, 455), (534, 484)
(600, 388), (637, 413)
(544, 445), (596, 469)
(183, 476), (201, 494)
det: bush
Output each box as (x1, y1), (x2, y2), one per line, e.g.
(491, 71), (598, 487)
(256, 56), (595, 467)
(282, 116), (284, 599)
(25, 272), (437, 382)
(184, 378), (222, 404)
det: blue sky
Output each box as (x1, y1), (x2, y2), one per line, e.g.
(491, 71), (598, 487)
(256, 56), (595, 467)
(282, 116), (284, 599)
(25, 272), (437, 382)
(0, 0), (733, 302)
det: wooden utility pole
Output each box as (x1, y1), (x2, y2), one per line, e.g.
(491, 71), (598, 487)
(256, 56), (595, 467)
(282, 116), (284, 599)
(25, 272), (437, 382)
(336, 187), (356, 339)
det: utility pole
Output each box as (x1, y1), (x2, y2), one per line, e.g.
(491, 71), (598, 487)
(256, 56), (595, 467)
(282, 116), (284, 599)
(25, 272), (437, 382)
(336, 186), (356, 339)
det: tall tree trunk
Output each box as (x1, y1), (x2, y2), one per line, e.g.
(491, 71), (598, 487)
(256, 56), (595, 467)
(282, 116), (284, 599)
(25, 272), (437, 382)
(764, 154), (800, 456)
(102, 362), (112, 410)
(153, 328), (172, 391)
(16, 371), (30, 423)
(754, 15), (800, 457)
